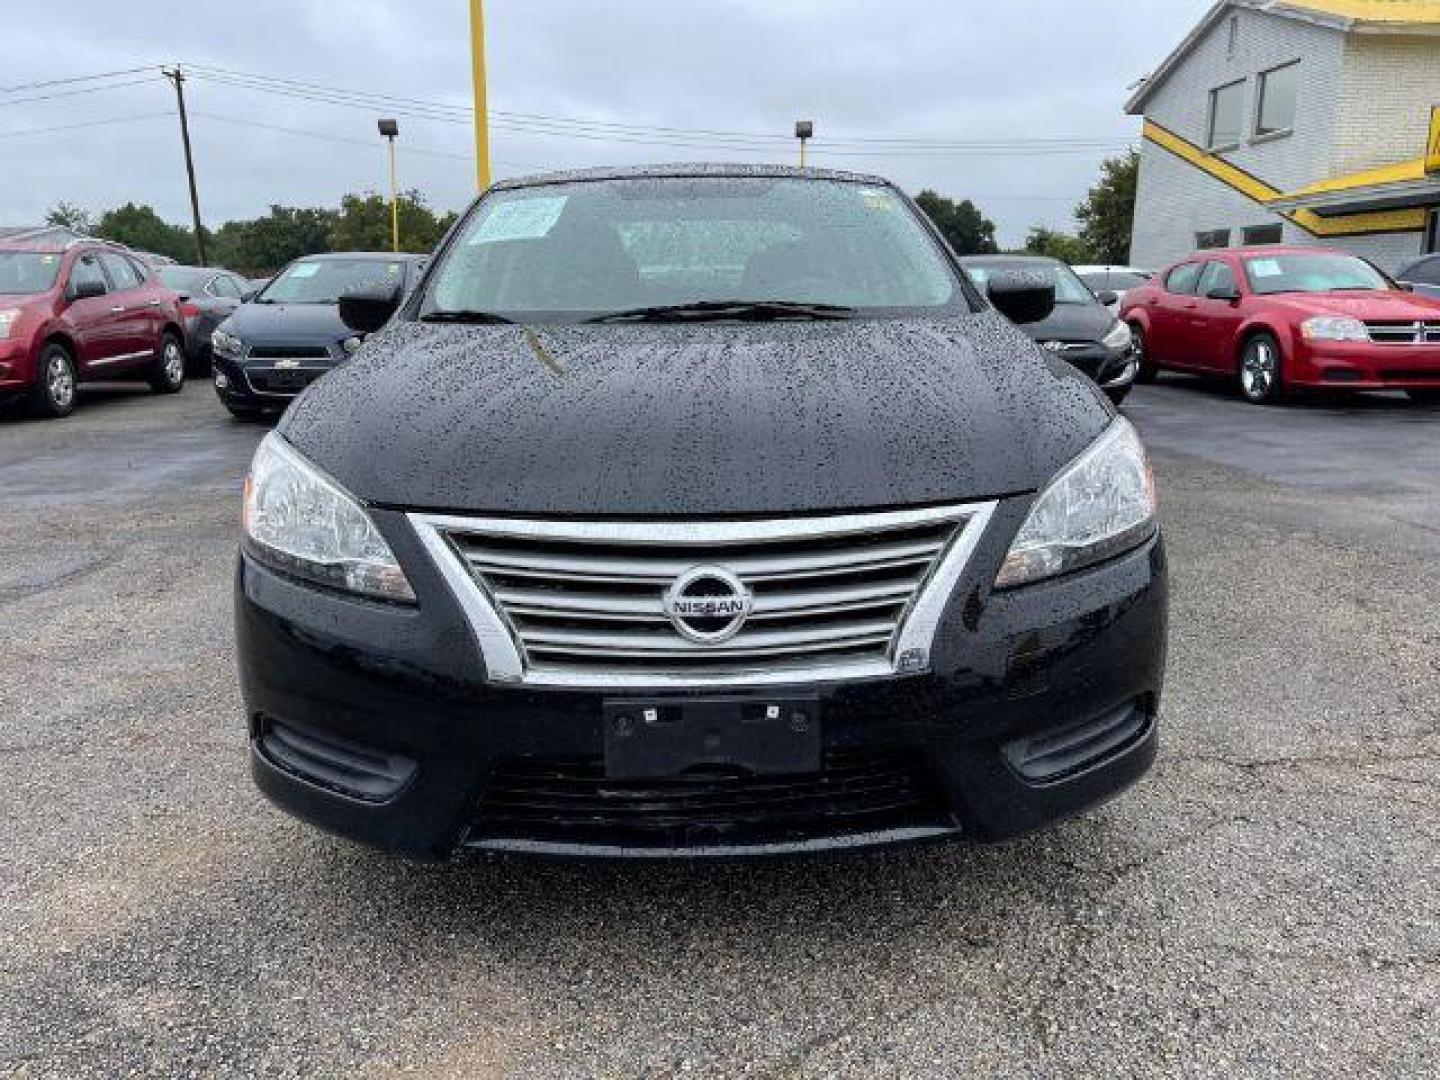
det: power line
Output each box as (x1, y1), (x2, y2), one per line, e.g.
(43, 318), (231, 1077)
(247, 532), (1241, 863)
(0, 111), (171, 139)
(179, 64), (1132, 155)
(0, 75), (162, 108)
(0, 66), (157, 95)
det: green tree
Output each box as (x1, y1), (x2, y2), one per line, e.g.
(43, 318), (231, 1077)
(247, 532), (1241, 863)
(44, 200), (95, 235)
(1075, 148), (1139, 265)
(1022, 225), (1094, 265)
(913, 190), (998, 255)
(93, 203), (195, 263)
(210, 205), (337, 276)
(329, 190), (452, 254)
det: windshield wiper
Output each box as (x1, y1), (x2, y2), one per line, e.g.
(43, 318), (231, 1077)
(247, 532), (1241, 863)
(418, 309), (513, 324)
(585, 300), (855, 324)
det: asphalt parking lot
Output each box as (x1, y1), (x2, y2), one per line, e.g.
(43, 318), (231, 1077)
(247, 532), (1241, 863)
(1, 376), (1436, 1078)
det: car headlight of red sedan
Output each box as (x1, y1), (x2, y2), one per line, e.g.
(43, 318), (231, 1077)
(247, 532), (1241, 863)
(1301, 316), (1369, 342)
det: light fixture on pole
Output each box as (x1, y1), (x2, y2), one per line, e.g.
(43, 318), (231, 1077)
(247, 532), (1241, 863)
(378, 118), (400, 252)
(795, 120), (814, 168)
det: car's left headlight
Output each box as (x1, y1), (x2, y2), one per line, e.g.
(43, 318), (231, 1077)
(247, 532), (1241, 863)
(1101, 320), (1133, 352)
(996, 417), (1157, 589)
(1301, 315), (1368, 342)
(242, 432), (415, 602)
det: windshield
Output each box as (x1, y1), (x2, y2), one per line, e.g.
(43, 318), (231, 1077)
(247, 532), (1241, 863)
(964, 262), (1096, 305)
(1077, 271), (1149, 291)
(1242, 253), (1390, 295)
(258, 258), (408, 304)
(421, 177), (969, 321)
(0, 251), (63, 295)
(159, 267), (211, 293)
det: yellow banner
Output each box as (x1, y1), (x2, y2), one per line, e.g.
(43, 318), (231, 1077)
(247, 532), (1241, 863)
(1428, 106), (1440, 174)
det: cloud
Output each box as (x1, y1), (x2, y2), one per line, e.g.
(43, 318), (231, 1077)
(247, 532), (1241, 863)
(0, 0), (1211, 247)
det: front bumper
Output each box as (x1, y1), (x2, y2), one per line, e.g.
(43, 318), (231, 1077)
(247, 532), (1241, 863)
(236, 513), (1168, 860)
(212, 350), (339, 409)
(1289, 338), (1440, 390)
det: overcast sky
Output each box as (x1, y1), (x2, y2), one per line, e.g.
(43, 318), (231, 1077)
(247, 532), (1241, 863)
(1, 0), (1212, 248)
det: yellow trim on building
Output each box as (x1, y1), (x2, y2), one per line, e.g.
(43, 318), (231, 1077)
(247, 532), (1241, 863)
(1270, 1), (1440, 25)
(1141, 119), (1429, 236)
(1428, 106), (1440, 174)
(1287, 157), (1428, 196)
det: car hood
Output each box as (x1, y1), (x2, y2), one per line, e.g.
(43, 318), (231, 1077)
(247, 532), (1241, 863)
(279, 315), (1112, 516)
(1018, 302), (1116, 343)
(225, 302), (349, 343)
(1267, 290), (1440, 321)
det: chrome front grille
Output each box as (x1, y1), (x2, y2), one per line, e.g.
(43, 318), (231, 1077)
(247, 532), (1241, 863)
(1364, 321), (1440, 345)
(409, 504), (996, 688)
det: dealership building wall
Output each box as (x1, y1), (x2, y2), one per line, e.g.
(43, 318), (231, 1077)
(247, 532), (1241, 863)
(1127, 1), (1440, 273)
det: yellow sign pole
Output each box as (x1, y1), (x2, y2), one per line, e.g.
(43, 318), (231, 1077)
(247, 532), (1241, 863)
(388, 136), (400, 251)
(470, 0), (492, 190)
(1427, 105), (1440, 175)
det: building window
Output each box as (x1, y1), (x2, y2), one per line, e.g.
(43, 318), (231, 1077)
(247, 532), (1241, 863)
(1255, 61), (1299, 138)
(1426, 209), (1439, 254)
(1207, 80), (1246, 149)
(1242, 223), (1284, 245)
(1227, 16), (1239, 59)
(1196, 229), (1231, 250)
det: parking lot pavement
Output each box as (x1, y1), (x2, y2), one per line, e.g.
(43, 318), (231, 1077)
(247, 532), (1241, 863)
(1, 380), (1436, 1078)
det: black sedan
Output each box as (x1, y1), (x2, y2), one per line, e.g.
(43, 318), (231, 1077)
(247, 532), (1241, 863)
(157, 264), (252, 373)
(234, 164), (1167, 861)
(210, 252), (426, 419)
(960, 255), (1138, 405)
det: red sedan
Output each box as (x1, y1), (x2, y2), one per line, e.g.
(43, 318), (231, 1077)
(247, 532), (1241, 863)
(1121, 245), (1440, 405)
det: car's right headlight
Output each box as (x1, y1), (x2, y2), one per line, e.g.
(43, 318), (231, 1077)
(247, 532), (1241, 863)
(212, 328), (243, 357)
(996, 417), (1157, 589)
(0, 309), (21, 339)
(242, 432), (415, 602)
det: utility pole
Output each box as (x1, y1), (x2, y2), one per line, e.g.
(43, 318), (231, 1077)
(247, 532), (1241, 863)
(470, 0), (492, 190)
(795, 120), (813, 168)
(162, 65), (207, 265)
(378, 119), (400, 251)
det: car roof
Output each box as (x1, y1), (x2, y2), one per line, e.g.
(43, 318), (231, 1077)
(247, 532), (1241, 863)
(1177, 245), (1347, 262)
(291, 251), (427, 261)
(956, 254), (1064, 268)
(1071, 264), (1150, 274)
(491, 162), (890, 191)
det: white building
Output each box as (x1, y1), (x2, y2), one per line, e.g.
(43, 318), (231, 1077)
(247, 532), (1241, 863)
(1127, 0), (1440, 271)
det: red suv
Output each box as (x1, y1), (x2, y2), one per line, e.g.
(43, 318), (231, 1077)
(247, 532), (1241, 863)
(1121, 245), (1440, 405)
(0, 240), (188, 418)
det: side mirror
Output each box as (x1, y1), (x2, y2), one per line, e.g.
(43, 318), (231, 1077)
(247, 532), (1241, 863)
(1206, 286), (1242, 302)
(68, 278), (106, 301)
(338, 281), (402, 334)
(1095, 290), (1120, 307)
(986, 273), (1056, 325)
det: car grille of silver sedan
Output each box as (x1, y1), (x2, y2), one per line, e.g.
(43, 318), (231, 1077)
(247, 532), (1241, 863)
(409, 503), (997, 689)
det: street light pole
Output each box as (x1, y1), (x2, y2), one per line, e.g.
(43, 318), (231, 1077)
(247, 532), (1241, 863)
(470, 0), (492, 190)
(378, 119), (400, 252)
(795, 120), (813, 168)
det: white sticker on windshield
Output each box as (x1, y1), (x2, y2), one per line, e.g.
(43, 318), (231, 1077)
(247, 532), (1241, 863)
(1248, 258), (1282, 278)
(288, 262), (321, 278)
(469, 196), (568, 244)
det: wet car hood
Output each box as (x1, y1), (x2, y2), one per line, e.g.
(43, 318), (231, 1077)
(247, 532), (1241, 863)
(1020, 302), (1117, 344)
(225, 302), (350, 344)
(1267, 290), (1440, 321)
(279, 315), (1112, 516)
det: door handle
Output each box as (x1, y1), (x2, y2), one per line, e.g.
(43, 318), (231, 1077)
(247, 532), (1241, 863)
(109, 305), (127, 313)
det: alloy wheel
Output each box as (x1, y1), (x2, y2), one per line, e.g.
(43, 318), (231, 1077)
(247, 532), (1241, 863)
(47, 353), (75, 411)
(164, 340), (184, 386)
(1241, 339), (1278, 401)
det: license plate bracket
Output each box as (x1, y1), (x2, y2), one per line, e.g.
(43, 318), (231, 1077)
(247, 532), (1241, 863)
(602, 695), (821, 780)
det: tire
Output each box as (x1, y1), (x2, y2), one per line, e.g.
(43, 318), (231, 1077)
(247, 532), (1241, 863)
(225, 403), (265, 421)
(25, 342), (78, 419)
(1406, 389), (1440, 405)
(149, 332), (186, 394)
(1131, 324), (1158, 383)
(1238, 332), (1285, 405)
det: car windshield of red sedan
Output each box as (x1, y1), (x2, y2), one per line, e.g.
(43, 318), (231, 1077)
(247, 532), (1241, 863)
(1242, 253), (1390, 296)
(0, 251), (63, 294)
(255, 258), (407, 305)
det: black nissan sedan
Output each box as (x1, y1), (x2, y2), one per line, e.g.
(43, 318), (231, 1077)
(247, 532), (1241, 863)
(960, 255), (1139, 405)
(235, 165), (1167, 860)
(210, 252), (427, 419)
